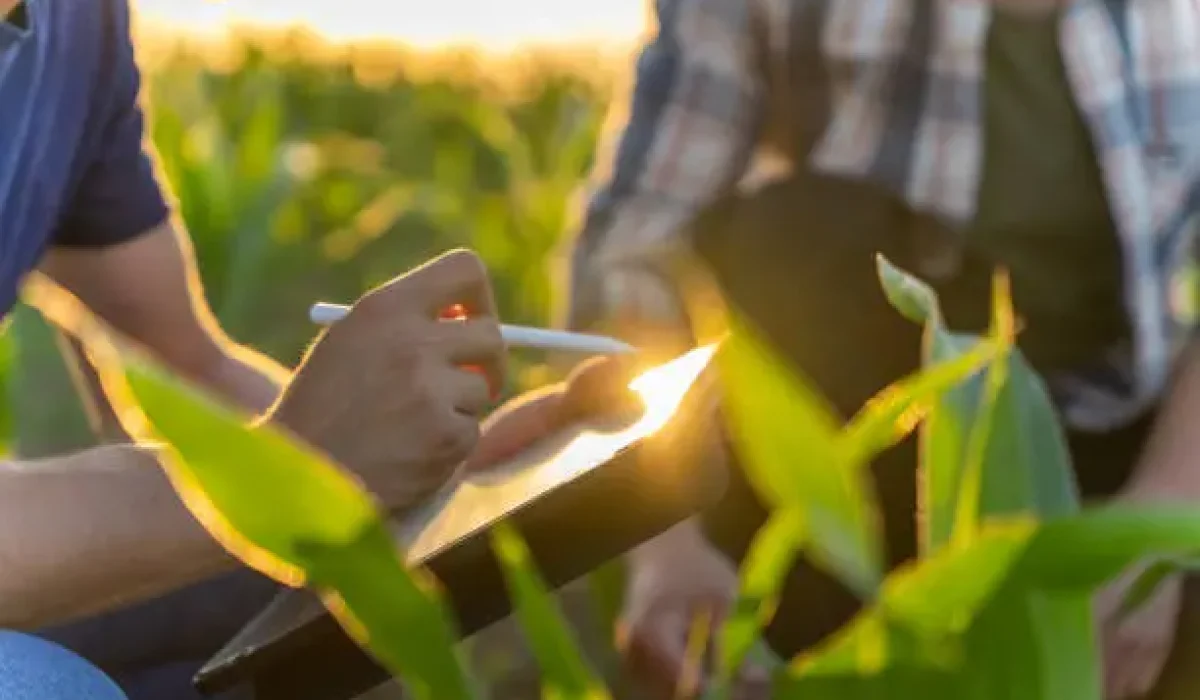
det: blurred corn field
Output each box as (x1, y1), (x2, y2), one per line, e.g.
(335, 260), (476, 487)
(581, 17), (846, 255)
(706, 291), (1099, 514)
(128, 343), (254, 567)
(7, 29), (621, 458)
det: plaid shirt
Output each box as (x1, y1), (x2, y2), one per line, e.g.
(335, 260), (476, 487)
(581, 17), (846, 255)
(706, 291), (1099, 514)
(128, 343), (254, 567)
(566, 0), (1200, 431)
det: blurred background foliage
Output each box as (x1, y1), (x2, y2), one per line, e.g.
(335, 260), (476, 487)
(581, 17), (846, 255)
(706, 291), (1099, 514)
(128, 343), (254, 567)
(7, 29), (620, 459)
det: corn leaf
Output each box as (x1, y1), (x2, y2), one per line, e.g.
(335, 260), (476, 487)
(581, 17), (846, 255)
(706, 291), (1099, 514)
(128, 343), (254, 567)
(491, 523), (609, 700)
(24, 277), (474, 699)
(875, 258), (1077, 556)
(718, 311), (883, 596)
(0, 320), (13, 455)
(842, 336), (1002, 473)
(716, 509), (804, 689)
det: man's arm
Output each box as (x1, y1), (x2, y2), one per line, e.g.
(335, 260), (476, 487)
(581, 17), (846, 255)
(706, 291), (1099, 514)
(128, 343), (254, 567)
(41, 223), (287, 416)
(1123, 339), (1200, 500)
(565, 0), (764, 344)
(0, 446), (231, 630)
(37, 0), (284, 417)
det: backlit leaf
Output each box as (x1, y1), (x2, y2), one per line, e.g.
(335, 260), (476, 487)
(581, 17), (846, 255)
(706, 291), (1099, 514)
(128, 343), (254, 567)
(492, 523), (609, 700)
(719, 311), (883, 595)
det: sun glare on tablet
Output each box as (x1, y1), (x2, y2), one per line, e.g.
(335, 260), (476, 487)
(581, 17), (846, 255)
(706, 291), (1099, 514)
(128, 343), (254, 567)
(627, 344), (719, 436)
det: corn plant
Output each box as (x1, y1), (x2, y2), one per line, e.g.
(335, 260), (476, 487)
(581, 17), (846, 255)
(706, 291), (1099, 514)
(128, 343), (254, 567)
(712, 258), (1200, 699)
(24, 245), (1200, 700)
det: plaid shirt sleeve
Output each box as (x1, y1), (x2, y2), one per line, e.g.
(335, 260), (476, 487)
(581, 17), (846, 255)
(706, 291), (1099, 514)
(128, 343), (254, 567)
(563, 0), (764, 334)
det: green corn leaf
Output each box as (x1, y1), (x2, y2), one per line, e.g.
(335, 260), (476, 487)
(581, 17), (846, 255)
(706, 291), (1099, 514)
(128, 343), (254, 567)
(491, 523), (609, 700)
(876, 257), (1077, 556)
(876, 255), (943, 326)
(789, 519), (1037, 681)
(718, 311), (884, 596)
(8, 306), (96, 457)
(1023, 592), (1099, 700)
(908, 506), (1200, 700)
(842, 336), (1001, 467)
(0, 321), (12, 454)
(125, 358), (476, 700)
(297, 524), (478, 700)
(776, 516), (1104, 700)
(1018, 505), (1200, 591)
(716, 509), (805, 689)
(25, 277), (474, 699)
(949, 285), (1012, 546)
(1120, 555), (1200, 617)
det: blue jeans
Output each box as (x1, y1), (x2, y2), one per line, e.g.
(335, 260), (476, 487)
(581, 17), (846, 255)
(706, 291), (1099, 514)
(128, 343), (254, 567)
(0, 631), (127, 700)
(36, 569), (277, 700)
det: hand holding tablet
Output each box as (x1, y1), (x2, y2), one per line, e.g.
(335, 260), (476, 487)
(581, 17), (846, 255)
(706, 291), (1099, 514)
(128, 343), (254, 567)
(463, 356), (646, 472)
(197, 344), (727, 699)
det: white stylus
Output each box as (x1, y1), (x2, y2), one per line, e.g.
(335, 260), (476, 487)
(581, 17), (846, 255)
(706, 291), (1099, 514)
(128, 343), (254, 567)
(309, 302), (636, 355)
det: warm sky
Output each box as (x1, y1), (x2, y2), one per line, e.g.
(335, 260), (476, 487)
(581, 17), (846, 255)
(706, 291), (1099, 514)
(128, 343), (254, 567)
(135, 0), (648, 50)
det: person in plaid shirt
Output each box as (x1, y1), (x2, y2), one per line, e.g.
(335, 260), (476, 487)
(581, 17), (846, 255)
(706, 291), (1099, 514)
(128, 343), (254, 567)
(481, 0), (1200, 696)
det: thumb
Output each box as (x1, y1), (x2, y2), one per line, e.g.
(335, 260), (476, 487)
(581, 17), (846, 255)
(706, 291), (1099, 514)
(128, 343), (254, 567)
(561, 355), (645, 422)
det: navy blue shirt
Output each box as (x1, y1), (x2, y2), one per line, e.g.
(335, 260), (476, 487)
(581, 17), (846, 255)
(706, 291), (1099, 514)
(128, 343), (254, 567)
(0, 0), (170, 316)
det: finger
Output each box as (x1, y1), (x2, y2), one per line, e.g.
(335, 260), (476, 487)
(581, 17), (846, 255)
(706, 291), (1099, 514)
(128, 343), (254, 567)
(438, 319), (506, 391)
(561, 355), (645, 421)
(464, 388), (567, 472)
(620, 615), (692, 699)
(445, 367), (492, 418)
(564, 354), (642, 388)
(408, 249), (498, 319)
(432, 410), (482, 469)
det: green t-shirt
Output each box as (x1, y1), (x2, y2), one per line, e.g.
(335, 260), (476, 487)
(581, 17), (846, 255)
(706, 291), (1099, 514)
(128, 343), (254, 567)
(966, 9), (1128, 367)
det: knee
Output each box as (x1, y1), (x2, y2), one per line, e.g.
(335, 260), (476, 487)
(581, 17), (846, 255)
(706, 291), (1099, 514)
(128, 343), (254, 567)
(0, 631), (127, 700)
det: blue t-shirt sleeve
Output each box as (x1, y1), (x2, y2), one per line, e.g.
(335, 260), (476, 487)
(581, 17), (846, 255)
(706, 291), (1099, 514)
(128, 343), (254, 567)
(53, 0), (171, 248)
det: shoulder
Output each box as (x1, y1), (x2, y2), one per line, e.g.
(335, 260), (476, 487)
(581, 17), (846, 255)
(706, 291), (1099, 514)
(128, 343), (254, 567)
(35, 0), (135, 90)
(55, 0), (141, 124)
(56, 0), (134, 67)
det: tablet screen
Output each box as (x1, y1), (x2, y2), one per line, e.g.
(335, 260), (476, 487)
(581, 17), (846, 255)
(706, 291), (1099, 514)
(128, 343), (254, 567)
(396, 344), (720, 564)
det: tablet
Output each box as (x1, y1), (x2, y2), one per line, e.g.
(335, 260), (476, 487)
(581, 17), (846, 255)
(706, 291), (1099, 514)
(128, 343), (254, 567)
(196, 345), (727, 699)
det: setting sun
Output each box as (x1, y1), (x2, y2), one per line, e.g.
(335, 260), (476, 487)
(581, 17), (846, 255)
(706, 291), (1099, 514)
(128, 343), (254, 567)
(134, 0), (646, 49)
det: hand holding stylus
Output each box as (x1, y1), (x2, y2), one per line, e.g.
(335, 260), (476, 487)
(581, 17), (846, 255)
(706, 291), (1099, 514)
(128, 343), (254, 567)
(270, 250), (507, 512)
(310, 302), (636, 356)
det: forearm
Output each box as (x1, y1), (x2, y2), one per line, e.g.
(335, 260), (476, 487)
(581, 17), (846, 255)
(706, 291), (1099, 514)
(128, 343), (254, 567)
(0, 445), (233, 629)
(42, 224), (288, 417)
(1126, 340), (1200, 500)
(192, 341), (288, 417)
